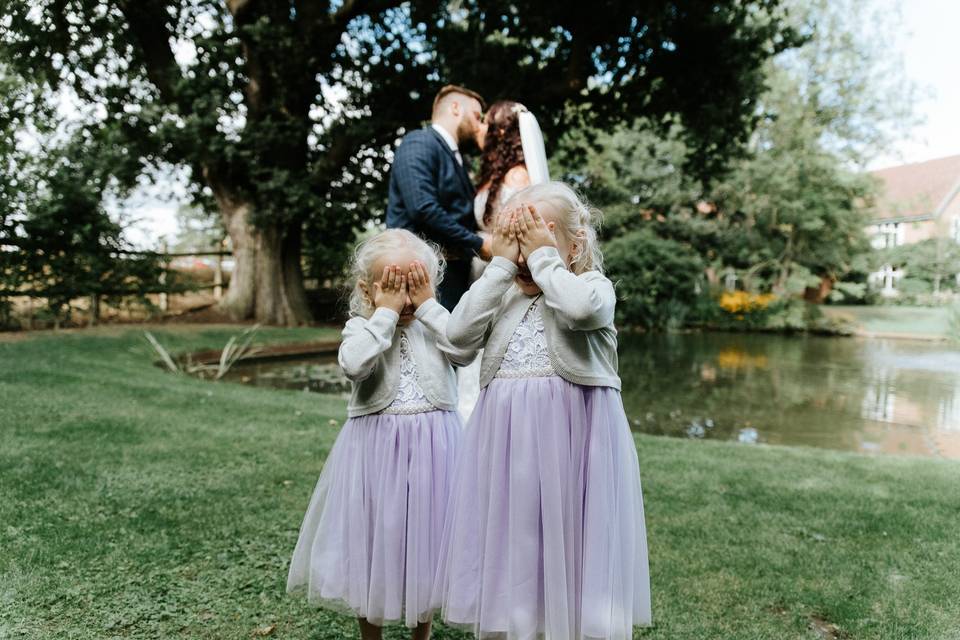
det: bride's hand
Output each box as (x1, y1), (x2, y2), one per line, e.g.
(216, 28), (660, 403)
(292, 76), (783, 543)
(478, 235), (493, 261)
(514, 204), (557, 257)
(490, 208), (520, 264)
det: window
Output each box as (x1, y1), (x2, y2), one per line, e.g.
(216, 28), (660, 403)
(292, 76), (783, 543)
(871, 222), (903, 249)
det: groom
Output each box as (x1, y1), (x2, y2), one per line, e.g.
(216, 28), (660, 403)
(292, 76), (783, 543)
(386, 84), (491, 310)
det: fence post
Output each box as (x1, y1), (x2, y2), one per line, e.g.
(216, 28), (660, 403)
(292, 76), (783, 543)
(158, 241), (169, 312)
(89, 294), (100, 326)
(214, 241), (224, 301)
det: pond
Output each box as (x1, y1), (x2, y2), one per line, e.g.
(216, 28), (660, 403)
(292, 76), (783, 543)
(221, 332), (960, 459)
(618, 332), (960, 459)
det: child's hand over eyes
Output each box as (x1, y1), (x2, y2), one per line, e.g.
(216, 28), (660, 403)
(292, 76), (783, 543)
(372, 265), (407, 314)
(406, 261), (434, 309)
(514, 204), (557, 257)
(491, 207), (521, 264)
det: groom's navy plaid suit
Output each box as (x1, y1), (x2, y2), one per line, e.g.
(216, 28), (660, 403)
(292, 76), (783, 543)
(386, 126), (481, 310)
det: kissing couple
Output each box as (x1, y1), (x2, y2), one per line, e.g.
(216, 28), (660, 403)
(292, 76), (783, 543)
(385, 84), (550, 311)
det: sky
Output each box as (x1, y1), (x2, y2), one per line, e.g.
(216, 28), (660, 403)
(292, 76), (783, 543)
(121, 0), (960, 247)
(867, 0), (960, 169)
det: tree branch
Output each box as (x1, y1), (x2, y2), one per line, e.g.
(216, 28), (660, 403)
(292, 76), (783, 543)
(294, 0), (403, 67)
(115, 1), (184, 109)
(225, 0), (257, 21)
(116, 2), (238, 198)
(311, 120), (385, 190)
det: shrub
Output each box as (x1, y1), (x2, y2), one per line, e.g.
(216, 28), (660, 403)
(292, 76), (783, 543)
(604, 228), (704, 330)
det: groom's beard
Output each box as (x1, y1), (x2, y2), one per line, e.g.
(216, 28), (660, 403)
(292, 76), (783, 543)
(457, 134), (480, 156)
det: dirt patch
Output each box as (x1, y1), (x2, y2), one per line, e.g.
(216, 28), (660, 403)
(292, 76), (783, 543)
(161, 302), (237, 324)
(809, 615), (844, 639)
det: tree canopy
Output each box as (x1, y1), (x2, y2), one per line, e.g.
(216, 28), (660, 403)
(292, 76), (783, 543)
(555, 0), (914, 329)
(0, 0), (799, 323)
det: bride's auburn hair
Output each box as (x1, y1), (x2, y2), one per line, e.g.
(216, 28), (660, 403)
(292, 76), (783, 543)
(477, 100), (525, 226)
(347, 229), (445, 318)
(504, 181), (605, 275)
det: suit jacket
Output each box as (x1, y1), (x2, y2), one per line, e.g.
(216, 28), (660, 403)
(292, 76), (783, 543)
(386, 127), (482, 259)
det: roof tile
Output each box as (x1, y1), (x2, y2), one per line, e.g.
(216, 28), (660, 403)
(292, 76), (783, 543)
(870, 154), (960, 221)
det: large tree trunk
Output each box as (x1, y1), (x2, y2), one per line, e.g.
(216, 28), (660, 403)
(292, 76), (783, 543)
(215, 194), (312, 326)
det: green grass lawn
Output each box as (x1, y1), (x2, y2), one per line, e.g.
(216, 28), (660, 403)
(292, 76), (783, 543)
(824, 305), (952, 339)
(2, 326), (959, 639)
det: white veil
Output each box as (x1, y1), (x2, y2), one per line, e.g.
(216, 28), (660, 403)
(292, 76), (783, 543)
(518, 108), (550, 185)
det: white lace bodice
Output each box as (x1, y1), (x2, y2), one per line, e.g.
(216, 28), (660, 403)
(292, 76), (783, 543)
(495, 297), (556, 379)
(381, 332), (437, 415)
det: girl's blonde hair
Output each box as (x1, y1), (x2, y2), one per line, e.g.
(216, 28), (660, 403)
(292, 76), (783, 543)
(347, 228), (445, 317)
(504, 181), (604, 274)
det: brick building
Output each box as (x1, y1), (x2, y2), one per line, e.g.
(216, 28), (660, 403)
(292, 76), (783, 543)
(868, 154), (960, 295)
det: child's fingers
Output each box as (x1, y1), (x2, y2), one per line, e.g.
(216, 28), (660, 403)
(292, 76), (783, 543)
(414, 264), (424, 289)
(524, 204), (538, 227)
(385, 266), (396, 290)
(528, 203), (544, 226)
(504, 208), (518, 230)
(406, 263), (418, 290)
(394, 266), (404, 291)
(380, 265), (390, 287)
(416, 261), (428, 284)
(518, 207), (531, 233)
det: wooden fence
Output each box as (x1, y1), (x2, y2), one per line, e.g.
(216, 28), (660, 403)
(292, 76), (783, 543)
(1, 246), (233, 326)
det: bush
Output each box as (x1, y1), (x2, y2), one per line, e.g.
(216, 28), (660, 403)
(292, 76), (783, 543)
(765, 297), (816, 332)
(1, 153), (166, 327)
(828, 280), (877, 305)
(603, 228), (704, 330)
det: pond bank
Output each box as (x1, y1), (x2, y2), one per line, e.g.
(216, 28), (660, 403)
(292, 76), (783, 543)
(2, 326), (959, 639)
(823, 304), (953, 341)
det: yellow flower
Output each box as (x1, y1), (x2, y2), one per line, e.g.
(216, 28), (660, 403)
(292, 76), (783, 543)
(719, 291), (776, 314)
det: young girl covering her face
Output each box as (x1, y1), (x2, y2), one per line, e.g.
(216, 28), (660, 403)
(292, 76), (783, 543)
(287, 229), (476, 640)
(432, 182), (652, 639)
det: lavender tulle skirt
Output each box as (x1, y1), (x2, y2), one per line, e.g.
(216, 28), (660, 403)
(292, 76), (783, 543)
(286, 410), (461, 627)
(432, 376), (651, 639)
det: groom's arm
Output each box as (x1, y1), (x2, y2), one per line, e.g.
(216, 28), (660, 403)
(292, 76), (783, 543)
(392, 135), (484, 255)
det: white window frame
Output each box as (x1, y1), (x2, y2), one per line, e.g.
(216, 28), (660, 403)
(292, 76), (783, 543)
(872, 222), (903, 249)
(869, 264), (903, 296)
(882, 222), (903, 248)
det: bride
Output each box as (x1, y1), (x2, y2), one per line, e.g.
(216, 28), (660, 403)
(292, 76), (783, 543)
(470, 100), (550, 280)
(459, 100), (549, 418)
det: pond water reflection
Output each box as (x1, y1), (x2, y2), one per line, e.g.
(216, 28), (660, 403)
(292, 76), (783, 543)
(618, 332), (960, 459)
(222, 332), (960, 459)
